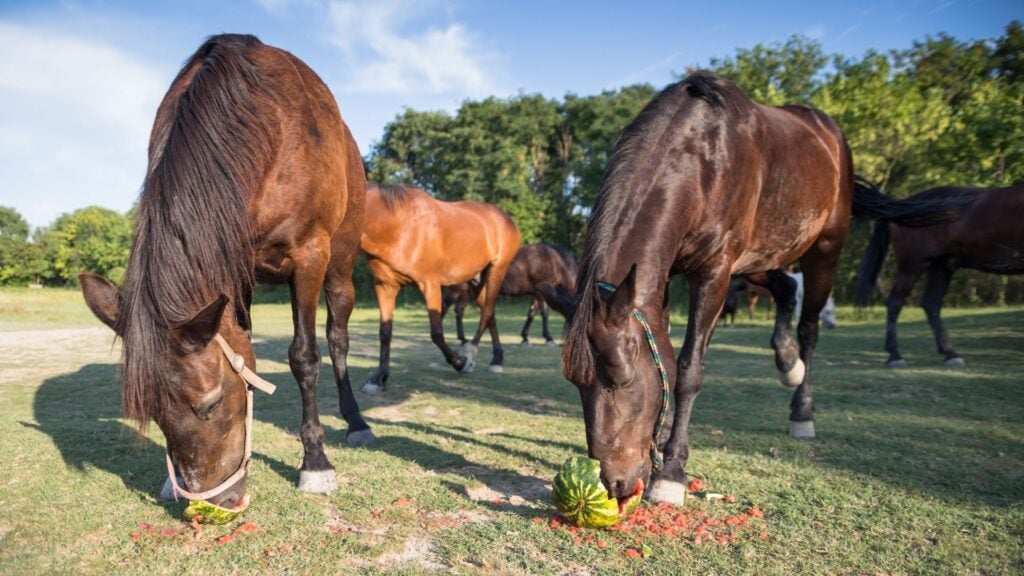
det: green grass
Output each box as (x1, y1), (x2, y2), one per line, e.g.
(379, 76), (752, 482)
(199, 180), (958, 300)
(1, 288), (1022, 574)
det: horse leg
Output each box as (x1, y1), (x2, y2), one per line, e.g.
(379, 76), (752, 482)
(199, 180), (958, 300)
(521, 297), (539, 345)
(469, 267), (507, 373)
(422, 281), (470, 373)
(747, 293), (758, 320)
(751, 271), (802, 387)
(324, 257), (375, 447)
(455, 292), (469, 345)
(884, 267), (924, 368)
(364, 282), (399, 394)
(540, 297), (555, 346)
(649, 269), (730, 506)
(788, 253), (837, 439)
(921, 263), (963, 366)
(486, 314), (505, 372)
(287, 254), (336, 493)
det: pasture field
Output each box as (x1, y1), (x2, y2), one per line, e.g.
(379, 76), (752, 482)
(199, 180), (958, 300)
(0, 288), (1022, 575)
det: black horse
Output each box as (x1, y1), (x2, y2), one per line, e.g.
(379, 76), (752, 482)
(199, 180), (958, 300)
(854, 179), (1024, 367)
(560, 72), (887, 507)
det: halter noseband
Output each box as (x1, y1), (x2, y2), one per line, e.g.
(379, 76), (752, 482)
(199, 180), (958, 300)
(164, 334), (276, 503)
(596, 282), (670, 471)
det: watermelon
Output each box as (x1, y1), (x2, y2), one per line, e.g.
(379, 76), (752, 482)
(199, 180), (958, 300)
(183, 494), (250, 525)
(552, 456), (643, 528)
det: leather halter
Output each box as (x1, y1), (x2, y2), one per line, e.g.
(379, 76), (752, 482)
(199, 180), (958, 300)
(164, 334), (276, 502)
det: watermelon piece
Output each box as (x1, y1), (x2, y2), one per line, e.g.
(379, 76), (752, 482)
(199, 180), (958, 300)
(183, 494), (250, 525)
(552, 456), (643, 528)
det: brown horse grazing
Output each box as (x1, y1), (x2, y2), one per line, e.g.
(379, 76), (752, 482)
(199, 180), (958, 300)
(443, 243), (577, 346)
(79, 35), (373, 510)
(853, 179), (1024, 367)
(360, 184), (521, 392)
(561, 72), (874, 507)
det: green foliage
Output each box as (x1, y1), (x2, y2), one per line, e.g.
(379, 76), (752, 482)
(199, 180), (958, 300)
(707, 34), (827, 105)
(35, 206), (132, 286)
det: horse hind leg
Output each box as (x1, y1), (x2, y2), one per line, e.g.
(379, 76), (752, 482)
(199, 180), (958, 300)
(884, 265), (926, 368)
(920, 263), (963, 366)
(470, 263), (508, 373)
(364, 282), (399, 394)
(754, 271), (803, 387)
(787, 255), (837, 440)
(520, 297), (540, 345)
(422, 281), (472, 373)
(539, 298), (555, 346)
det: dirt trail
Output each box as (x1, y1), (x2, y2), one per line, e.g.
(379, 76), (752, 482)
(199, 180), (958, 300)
(0, 327), (115, 384)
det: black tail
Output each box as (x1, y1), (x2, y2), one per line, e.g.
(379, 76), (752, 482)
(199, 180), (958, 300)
(852, 176), (976, 227)
(853, 220), (890, 306)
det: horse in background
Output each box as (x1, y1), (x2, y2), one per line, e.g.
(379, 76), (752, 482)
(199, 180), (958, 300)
(360, 184), (521, 392)
(79, 35), (372, 508)
(854, 179), (1024, 367)
(727, 276), (837, 328)
(561, 72), (877, 508)
(443, 243), (577, 346)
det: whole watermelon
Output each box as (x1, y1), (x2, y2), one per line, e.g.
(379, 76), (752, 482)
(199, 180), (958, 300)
(552, 456), (642, 528)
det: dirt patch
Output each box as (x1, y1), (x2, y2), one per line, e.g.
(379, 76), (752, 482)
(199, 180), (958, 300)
(467, 475), (551, 507)
(367, 404), (408, 423)
(376, 537), (445, 570)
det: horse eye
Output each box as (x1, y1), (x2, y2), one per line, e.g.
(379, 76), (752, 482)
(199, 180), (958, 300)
(193, 393), (223, 419)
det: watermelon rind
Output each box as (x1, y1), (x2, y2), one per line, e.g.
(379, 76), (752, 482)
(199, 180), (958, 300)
(183, 499), (245, 525)
(552, 456), (631, 528)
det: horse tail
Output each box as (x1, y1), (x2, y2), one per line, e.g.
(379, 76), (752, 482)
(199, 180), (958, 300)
(853, 219), (890, 306)
(852, 175), (976, 227)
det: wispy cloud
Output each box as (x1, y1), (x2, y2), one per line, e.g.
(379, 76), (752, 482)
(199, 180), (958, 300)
(805, 24), (827, 40)
(324, 0), (499, 97)
(0, 21), (167, 227)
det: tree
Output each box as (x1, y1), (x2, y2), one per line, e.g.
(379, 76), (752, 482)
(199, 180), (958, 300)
(36, 206), (132, 285)
(707, 35), (828, 105)
(0, 206), (46, 285)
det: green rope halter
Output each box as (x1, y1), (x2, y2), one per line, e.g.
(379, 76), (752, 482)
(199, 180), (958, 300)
(596, 281), (669, 471)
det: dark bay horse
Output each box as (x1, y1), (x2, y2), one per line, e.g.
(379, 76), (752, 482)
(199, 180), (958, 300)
(854, 180), (1024, 367)
(79, 35), (372, 510)
(561, 72), (869, 507)
(443, 243), (577, 346)
(360, 184), (521, 392)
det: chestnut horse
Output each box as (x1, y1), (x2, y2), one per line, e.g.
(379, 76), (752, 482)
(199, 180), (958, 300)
(79, 35), (372, 512)
(360, 184), (520, 392)
(561, 73), (875, 507)
(853, 179), (1024, 367)
(443, 243), (577, 346)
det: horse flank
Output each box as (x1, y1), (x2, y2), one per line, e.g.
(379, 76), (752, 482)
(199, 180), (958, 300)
(116, 34), (274, 428)
(562, 73), (734, 385)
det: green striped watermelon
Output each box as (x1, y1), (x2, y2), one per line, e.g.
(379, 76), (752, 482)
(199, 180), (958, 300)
(552, 456), (642, 528)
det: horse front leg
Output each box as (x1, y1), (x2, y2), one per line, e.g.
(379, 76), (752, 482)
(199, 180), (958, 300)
(753, 270), (802, 387)
(324, 263), (375, 447)
(649, 270), (729, 506)
(884, 267), (924, 368)
(364, 282), (399, 394)
(921, 263), (963, 367)
(520, 297), (539, 345)
(421, 281), (470, 373)
(539, 298), (555, 346)
(288, 255), (336, 493)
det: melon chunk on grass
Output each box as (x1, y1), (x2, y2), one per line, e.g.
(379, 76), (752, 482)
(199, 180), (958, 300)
(552, 456), (642, 528)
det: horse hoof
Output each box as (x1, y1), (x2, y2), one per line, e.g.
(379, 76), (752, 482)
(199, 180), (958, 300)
(297, 469), (337, 493)
(646, 479), (686, 506)
(488, 364), (504, 374)
(545, 340), (556, 348)
(944, 357), (965, 368)
(886, 358), (909, 369)
(460, 344), (478, 373)
(788, 420), (815, 439)
(520, 340), (532, 347)
(778, 359), (805, 388)
(158, 476), (185, 501)
(346, 428), (377, 447)
(362, 382), (384, 395)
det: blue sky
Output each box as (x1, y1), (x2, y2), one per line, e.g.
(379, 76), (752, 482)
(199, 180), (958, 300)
(0, 0), (1019, 229)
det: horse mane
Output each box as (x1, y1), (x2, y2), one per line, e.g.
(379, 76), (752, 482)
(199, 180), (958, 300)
(563, 72), (735, 385)
(116, 34), (273, 429)
(370, 183), (418, 212)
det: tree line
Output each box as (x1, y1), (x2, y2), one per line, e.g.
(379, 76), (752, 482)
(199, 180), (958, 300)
(2, 22), (1021, 306)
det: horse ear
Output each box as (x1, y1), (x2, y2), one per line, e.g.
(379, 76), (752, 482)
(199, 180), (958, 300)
(79, 273), (120, 331)
(606, 263), (638, 325)
(174, 294), (229, 350)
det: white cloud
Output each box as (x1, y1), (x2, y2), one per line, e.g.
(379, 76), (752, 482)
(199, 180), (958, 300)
(325, 0), (498, 97)
(804, 24), (827, 41)
(0, 21), (169, 228)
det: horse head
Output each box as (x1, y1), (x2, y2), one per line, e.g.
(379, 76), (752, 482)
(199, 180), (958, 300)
(563, 264), (669, 503)
(80, 273), (256, 512)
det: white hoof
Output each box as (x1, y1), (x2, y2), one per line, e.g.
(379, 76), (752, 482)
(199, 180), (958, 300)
(460, 344), (478, 374)
(778, 359), (805, 388)
(488, 364), (504, 374)
(520, 340), (532, 347)
(346, 428), (377, 447)
(545, 340), (556, 348)
(297, 469), (338, 494)
(158, 476), (185, 501)
(646, 480), (686, 506)
(944, 357), (965, 368)
(789, 420), (816, 439)
(362, 382), (384, 395)
(886, 358), (909, 369)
